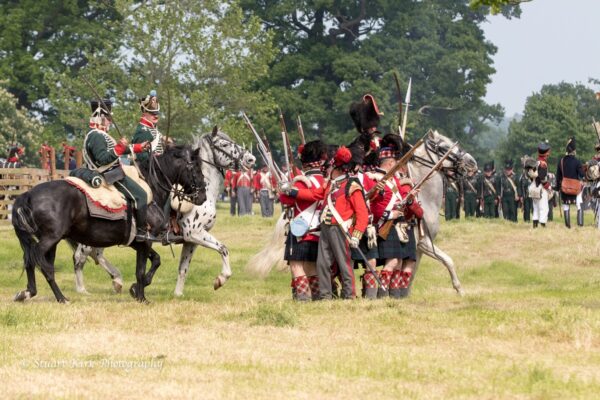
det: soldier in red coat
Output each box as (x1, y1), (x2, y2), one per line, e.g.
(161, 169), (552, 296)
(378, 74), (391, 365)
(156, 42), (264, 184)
(254, 165), (276, 217)
(233, 167), (254, 215)
(279, 140), (327, 300)
(224, 169), (237, 216)
(281, 146), (369, 300)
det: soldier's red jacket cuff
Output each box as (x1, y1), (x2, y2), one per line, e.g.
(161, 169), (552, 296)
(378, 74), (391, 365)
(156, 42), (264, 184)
(114, 143), (127, 156)
(132, 143), (145, 153)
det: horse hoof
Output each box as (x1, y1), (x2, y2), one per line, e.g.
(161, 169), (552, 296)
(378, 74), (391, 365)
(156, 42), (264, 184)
(13, 290), (31, 302)
(58, 297), (70, 304)
(76, 289), (90, 295)
(137, 297), (150, 305)
(112, 279), (123, 294)
(213, 275), (226, 290)
(174, 290), (184, 297)
(456, 287), (465, 297)
(129, 284), (137, 299)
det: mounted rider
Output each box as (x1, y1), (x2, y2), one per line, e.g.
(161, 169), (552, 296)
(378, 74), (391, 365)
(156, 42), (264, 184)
(132, 90), (164, 164)
(349, 94), (385, 170)
(82, 99), (154, 241)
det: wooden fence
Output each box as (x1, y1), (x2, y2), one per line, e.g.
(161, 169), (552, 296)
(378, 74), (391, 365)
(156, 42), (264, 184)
(0, 168), (70, 225)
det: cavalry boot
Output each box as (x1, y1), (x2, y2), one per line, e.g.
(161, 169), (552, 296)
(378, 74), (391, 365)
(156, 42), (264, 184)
(398, 270), (413, 298)
(389, 270), (403, 299)
(308, 275), (319, 301)
(532, 220), (538, 228)
(577, 209), (584, 227)
(135, 205), (159, 242)
(564, 209), (571, 229)
(362, 272), (378, 299)
(377, 270), (392, 298)
(292, 276), (310, 302)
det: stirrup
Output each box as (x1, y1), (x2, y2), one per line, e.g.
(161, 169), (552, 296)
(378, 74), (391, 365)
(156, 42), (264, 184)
(135, 230), (159, 242)
(161, 231), (184, 245)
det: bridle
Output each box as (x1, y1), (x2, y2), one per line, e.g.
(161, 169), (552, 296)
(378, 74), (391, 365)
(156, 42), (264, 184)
(412, 136), (470, 180)
(200, 133), (247, 176)
(147, 148), (203, 203)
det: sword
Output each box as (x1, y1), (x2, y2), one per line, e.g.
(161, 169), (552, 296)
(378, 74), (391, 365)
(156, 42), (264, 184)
(81, 75), (123, 138)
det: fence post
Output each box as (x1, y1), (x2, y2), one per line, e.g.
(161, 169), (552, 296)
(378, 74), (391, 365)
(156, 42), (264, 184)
(50, 147), (56, 180)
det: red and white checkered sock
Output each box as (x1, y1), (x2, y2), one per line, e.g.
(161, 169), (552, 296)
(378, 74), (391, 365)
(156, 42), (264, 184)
(400, 270), (412, 289)
(390, 270), (403, 289)
(292, 276), (310, 298)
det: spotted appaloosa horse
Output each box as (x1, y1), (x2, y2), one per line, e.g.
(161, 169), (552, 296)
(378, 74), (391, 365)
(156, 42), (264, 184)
(72, 128), (255, 296)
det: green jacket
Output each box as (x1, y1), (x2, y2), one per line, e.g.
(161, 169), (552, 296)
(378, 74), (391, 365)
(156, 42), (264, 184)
(132, 122), (163, 163)
(84, 129), (130, 171)
(498, 173), (518, 199)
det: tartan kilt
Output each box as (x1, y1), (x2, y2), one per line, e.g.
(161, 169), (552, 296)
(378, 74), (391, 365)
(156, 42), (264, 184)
(351, 235), (379, 268)
(377, 224), (417, 261)
(284, 233), (319, 262)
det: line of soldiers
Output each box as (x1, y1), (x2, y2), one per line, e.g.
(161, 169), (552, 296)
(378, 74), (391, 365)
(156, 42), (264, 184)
(277, 95), (424, 301)
(224, 165), (277, 217)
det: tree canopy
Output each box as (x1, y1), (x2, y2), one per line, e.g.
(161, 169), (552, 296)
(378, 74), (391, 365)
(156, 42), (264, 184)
(497, 82), (600, 168)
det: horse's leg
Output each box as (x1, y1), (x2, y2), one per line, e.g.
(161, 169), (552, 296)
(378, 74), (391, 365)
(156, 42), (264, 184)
(73, 244), (92, 294)
(129, 242), (150, 303)
(143, 248), (161, 287)
(91, 248), (123, 293)
(39, 242), (69, 303)
(186, 229), (231, 291)
(417, 239), (464, 295)
(175, 242), (198, 297)
(14, 257), (37, 302)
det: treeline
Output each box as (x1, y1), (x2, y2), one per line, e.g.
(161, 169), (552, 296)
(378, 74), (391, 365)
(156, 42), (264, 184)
(4, 0), (592, 170)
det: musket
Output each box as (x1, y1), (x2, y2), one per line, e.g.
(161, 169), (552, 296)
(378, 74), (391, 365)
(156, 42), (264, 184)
(401, 78), (412, 140)
(365, 134), (425, 198)
(393, 71), (403, 136)
(262, 130), (285, 179)
(81, 75), (123, 138)
(278, 107), (295, 177)
(241, 112), (283, 182)
(296, 115), (306, 145)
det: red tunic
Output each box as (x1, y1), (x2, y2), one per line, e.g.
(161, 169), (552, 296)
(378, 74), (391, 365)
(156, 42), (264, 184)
(280, 170), (325, 242)
(253, 171), (276, 191)
(233, 169), (253, 189)
(367, 170), (423, 223)
(295, 176), (369, 238)
(224, 170), (234, 190)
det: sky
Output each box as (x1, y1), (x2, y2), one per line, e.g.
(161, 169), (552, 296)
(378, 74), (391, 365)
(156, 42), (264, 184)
(482, 0), (600, 117)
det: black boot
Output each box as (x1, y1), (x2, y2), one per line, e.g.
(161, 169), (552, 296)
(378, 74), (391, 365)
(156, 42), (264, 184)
(541, 223), (546, 227)
(564, 209), (571, 229)
(135, 205), (159, 242)
(577, 209), (584, 227)
(533, 220), (538, 228)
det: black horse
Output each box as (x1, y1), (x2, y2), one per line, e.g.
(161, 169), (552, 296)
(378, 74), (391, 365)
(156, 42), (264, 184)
(11, 145), (206, 303)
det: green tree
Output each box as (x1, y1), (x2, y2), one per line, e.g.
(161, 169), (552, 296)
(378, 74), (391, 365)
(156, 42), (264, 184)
(0, 1), (122, 118)
(0, 83), (43, 165)
(497, 82), (600, 168)
(47, 0), (275, 145)
(241, 0), (519, 158)
(470, 0), (532, 15)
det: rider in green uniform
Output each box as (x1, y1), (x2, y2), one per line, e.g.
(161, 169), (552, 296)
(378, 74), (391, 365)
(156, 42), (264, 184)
(83, 99), (154, 241)
(132, 90), (164, 164)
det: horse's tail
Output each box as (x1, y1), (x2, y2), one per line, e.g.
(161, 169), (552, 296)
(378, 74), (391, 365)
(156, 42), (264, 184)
(12, 193), (44, 272)
(245, 212), (288, 277)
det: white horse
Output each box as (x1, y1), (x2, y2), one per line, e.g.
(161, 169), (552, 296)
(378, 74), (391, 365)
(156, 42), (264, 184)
(72, 127), (255, 295)
(246, 130), (477, 295)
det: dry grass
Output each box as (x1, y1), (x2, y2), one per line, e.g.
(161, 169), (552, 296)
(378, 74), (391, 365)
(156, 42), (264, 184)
(0, 205), (599, 399)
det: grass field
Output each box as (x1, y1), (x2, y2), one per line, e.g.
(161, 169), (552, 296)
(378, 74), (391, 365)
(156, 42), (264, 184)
(1, 203), (599, 399)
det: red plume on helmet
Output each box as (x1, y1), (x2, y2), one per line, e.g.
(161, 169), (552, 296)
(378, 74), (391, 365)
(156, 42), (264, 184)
(297, 144), (305, 158)
(334, 146), (352, 167)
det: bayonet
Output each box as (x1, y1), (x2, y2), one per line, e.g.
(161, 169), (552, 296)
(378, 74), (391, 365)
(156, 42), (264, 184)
(296, 115), (306, 145)
(393, 71), (403, 136)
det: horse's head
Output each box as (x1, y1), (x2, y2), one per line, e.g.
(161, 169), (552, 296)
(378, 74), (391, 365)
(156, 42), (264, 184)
(157, 145), (207, 205)
(425, 130), (477, 177)
(198, 126), (256, 171)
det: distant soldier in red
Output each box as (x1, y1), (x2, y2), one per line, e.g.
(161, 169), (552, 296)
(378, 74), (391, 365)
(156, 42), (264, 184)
(281, 146), (369, 300)
(254, 165), (276, 217)
(6, 144), (24, 166)
(224, 169), (237, 216)
(38, 143), (53, 170)
(233, 167), (254, 215)
(62, 142), (77, 170)
(279, 140), (327, 301)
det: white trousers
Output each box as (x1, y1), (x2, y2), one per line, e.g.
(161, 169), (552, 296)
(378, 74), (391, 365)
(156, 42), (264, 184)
(532, 188), (549, 224)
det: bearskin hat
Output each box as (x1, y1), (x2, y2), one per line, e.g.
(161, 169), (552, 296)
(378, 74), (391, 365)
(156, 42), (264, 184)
(300, 140), (327, 165)
(140, 90), (160, 114)
(349, 94), (384, 134)
(566, 136), (576, 153)
(537, 141), (550, 155)
(90, 99), (112, 117)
